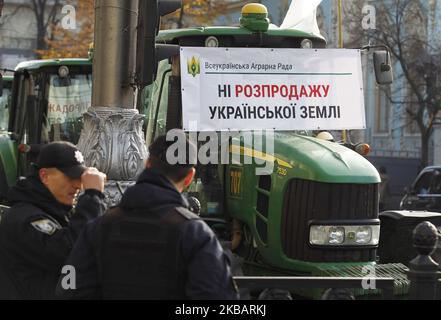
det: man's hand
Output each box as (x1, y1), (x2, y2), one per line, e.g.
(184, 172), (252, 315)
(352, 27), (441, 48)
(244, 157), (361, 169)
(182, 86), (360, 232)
(81, 168), (107, 192)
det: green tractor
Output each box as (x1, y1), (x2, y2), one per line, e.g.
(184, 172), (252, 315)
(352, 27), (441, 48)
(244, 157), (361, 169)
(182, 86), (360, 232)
(0, 2), (415, 299)
(0, 59), (92, 202)
(142, 3), (409, 299)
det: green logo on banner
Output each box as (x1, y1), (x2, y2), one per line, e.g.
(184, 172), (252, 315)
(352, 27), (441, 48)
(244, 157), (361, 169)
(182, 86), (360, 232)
(187, 56), (201, 77)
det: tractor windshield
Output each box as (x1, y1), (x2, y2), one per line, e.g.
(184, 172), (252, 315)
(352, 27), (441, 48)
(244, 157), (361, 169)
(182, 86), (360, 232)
(42, 73), (92, 144)
(0, 86), (11, 131)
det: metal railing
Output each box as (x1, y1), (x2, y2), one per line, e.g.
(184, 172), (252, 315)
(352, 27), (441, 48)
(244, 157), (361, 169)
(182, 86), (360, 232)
(234, 220), (441, 300)
(234, 276), (395, 299)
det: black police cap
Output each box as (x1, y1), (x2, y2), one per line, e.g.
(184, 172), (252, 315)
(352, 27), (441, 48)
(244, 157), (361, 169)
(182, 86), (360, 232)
(36, 141), (87, 179)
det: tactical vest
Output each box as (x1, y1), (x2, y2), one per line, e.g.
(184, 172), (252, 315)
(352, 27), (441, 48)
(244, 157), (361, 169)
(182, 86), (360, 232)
(97, 205), (199, 300)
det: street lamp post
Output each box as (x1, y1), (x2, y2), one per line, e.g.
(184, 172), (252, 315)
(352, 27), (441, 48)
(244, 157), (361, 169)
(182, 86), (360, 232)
(77, 0), (148, 205)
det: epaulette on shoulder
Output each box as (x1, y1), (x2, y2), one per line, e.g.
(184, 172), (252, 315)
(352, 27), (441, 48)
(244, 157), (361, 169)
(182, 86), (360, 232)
(175, 207), (200, 221)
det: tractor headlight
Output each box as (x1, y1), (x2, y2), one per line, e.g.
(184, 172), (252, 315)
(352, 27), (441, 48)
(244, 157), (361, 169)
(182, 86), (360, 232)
(301, 39), (313, 49)
(58, 66), (70, 78)
(328, 227), (345, 244)
(355, 226), (373, 244)
(309, 225), (380, 246)
(205, 36), (219, 47)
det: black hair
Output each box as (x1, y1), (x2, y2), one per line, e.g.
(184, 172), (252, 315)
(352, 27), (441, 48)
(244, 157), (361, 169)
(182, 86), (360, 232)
(148, 133), (197, 183)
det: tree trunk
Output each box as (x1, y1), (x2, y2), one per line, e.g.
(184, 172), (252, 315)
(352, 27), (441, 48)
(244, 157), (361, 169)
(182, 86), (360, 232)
(420, 130), (430, 170)
(178, 3), (184, 28)
(36, 19), (47, 51)
(32, 0), (48, 54)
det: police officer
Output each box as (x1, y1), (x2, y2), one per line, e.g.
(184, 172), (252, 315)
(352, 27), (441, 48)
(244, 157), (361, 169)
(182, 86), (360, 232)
(0, 141), (107, 299)
(58, 133), (239, 300)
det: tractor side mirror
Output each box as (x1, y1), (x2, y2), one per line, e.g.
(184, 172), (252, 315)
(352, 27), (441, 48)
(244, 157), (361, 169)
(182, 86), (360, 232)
(373, 51), (393, 85)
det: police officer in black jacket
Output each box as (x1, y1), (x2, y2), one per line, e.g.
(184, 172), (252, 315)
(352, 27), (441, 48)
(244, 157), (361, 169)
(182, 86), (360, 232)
(0, 141), (107, 299)
(58, 133), (239, 300)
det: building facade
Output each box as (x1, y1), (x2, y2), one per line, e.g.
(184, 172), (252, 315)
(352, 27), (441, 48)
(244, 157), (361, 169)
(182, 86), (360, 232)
(0, 0), (66, 71)
(261, 0), (438, 207)
(323, 0), (441, 206)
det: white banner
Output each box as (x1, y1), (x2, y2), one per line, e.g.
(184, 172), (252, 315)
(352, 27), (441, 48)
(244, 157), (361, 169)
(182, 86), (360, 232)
(180, 47), (366, 132)
(47, 81), (92, 125)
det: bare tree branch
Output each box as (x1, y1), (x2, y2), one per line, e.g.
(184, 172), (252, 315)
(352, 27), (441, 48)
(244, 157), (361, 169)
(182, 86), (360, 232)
(30, 0), (62, 52)
(345, 0), (441, 166)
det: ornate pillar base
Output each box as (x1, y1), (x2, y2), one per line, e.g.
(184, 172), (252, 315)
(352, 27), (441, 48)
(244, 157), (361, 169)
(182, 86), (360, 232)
(103, 180), (136, 207)
(77, 107), (148, 205)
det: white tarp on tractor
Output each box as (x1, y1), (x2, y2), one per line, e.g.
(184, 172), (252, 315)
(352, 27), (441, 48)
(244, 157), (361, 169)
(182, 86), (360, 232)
(280, 0), (323, 37)
(180, 47), (366, 132)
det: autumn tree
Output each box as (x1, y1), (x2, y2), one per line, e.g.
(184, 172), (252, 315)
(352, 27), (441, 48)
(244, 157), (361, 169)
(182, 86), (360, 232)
(39, 0), (252, 58)
(37, 0), (94, 59)
(345, 0), (441, 168)
(2, 0), (61, 52)
(31, 0), (63, 51)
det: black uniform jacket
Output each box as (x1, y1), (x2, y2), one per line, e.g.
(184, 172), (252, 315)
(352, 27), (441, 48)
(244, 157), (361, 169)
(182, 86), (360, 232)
(58, 169), (239, 300)
(0, 174), (105, 299)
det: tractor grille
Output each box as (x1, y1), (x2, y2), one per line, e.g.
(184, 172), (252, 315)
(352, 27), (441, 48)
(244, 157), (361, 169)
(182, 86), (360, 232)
(282, 179), (379, 262)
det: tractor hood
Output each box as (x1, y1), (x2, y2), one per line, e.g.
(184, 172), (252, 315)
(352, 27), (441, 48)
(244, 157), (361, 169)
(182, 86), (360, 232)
(236, 132), (380, 184)
(276, 133), (380, 184)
